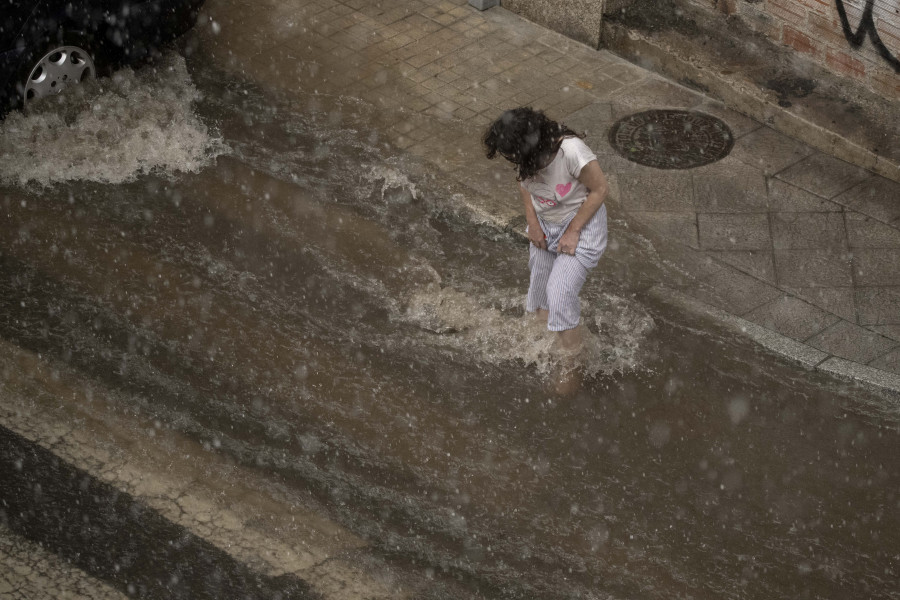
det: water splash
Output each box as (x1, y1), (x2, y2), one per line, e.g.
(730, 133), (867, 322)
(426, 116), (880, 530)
(0, 53), (227, 187)
(404, 285), (655, 377)
(365, 165), (419, 203)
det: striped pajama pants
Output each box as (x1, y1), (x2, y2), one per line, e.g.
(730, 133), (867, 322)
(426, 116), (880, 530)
(526, 204), (608, 332)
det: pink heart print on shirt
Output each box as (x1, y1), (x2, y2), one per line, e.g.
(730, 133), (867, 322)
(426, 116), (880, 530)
(555, 182), (572, 198)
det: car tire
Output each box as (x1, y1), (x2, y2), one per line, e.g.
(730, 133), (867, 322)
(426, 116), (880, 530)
(16, 36), (99, 108)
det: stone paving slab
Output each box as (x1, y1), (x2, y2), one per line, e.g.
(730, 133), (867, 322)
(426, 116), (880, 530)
(670, 250), (786, 316)
(650, 285), (831, 369)
(807, 320), (900, 364)
(729, 127), (815, 176)
(709, 250), (776, 284)
(770, 212), (847, 251)
(774, 249), (855, 288)
(606, 77), (701, 113)
(854, 250), (900, 287)
(194, 0), (900, 393)
(776, 154), (874, 200)
(872, 325), (900, 343)
(692, 159), (769, 213)
(768, 179), (842, 213)
(698, 213), (770, 251)
(743, 296), (841, 342)
(846, 213), (900, 248)
(627, 211), (699, 249)
(785, 286), (859, 324)
(692, 100), (761, 139)
(856, 288), (900, 327)
(617, 171), (695, 212)
(834, 176), (900, 226)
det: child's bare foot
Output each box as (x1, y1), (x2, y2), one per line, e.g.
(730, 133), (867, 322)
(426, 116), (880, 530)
(527, 308), (550, 324)
(551, 325), (583, 395)
(552, 365), (582, 396)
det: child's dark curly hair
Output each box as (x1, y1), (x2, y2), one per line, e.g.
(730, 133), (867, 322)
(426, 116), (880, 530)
(483, 107), (583, 181)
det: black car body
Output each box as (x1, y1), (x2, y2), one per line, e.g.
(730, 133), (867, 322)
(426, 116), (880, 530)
(1, 0), (205, 114)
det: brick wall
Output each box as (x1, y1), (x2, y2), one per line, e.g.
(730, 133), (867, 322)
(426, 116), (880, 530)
(688, 0), (900, 97)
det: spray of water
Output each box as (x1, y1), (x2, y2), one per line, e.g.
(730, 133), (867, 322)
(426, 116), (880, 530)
(367, 165), (418, 203)
(0, 53), (227, 187)
(404, 284), (655, 377)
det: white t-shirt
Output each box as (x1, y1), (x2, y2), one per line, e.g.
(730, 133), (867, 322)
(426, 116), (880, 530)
(520, 137), (598, 224)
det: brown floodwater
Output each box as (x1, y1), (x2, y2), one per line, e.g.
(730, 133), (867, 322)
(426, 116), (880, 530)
(0, 54), (897, 600)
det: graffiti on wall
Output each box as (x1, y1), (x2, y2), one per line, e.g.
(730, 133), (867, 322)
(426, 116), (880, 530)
(834, 0), (900, 72)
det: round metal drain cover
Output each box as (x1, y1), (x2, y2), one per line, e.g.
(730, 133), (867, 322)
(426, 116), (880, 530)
(608, 110), (734, 169)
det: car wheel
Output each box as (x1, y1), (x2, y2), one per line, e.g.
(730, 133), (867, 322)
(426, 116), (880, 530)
(22, 44), (97, 106)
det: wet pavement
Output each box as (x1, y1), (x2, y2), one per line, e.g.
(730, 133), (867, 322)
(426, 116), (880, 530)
(0, 425), (318, 599)
(2, 524), (129, 600)
(193, 0), (900, 393)
(1, 0), (899, 599)
(600, 0), (900, 185)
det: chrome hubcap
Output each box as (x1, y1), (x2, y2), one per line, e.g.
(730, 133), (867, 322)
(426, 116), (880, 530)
(24, 45), (96, 104)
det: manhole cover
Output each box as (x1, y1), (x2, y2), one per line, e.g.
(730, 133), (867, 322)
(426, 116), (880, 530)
(608, 110), (734, 169)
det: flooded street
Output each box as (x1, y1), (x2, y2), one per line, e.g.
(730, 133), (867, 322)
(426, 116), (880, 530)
(1, 32), (899, 600)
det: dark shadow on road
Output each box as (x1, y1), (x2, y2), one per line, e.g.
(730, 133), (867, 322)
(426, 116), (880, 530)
(0, 424), (320, 600)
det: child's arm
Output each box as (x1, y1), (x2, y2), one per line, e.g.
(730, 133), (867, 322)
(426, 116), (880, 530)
(521, 184), (547, 250)
(558, 161), (608, 256)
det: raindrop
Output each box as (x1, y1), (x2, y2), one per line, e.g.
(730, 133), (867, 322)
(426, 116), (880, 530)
(728, 397), (750, 424)
(649, 421), (671, 448)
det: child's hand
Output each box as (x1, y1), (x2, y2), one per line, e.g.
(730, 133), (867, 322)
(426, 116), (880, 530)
(558, 228), (580, 256)
(528, 227), (547, 250)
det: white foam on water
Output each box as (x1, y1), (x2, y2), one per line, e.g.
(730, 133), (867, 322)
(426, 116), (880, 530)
(365, 165), (418, 203)
(0, 53), (226, 187)
(587, 291), (657, 373)
(404, 285), (655, 377)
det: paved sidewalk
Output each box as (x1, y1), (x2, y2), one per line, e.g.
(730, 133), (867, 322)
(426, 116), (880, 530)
(196, 0), (900, 394)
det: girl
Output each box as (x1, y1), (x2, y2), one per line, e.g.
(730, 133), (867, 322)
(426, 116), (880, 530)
(483, 107), (608, 383)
